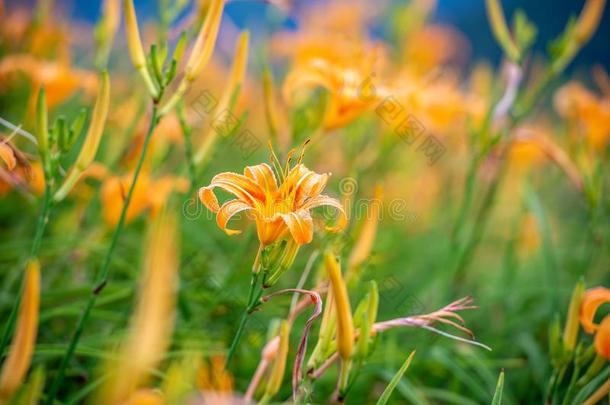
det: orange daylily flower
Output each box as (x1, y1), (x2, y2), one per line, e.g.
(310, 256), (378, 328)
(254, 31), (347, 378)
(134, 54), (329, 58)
(554, 81), (610, 150)
(283, 45), (386, 130)
(197, 356), (234, 394)
(198, 153), (347, 246)
(595, 317), (610, 359)
(580, 287), (610, 359)
(274, 1), (388, 130)
(0, 137), (37, 197)
(0, 142), (16, 171)
(0, 55), (97, 107)
(101, 171), (189, 226)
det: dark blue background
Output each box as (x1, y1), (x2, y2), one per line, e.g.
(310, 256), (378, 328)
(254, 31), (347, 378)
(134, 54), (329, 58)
(6, 0), (610, 70)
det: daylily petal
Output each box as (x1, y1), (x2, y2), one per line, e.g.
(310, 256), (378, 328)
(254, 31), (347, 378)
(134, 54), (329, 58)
(198, 172), (264, 212)
(217, 199), (254, 235)
(255, 216), (287, 246)
(294, 168), (329, 207)
(594, 316), (610, 360)
(0, 143), (16, 171)
(281, 210), (313, 245)
(149, 176), (189, 217)
(580, 287), (610, 333)
(244, 163), (278, 194)
(301, 194), (348, 232)
(279, 164), (307, 196)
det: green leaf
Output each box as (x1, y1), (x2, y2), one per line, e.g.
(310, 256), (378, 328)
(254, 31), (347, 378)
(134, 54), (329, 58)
(376, 350), (416, 405)
(491, 370), (504, 405)
(513, 10), (537, 52)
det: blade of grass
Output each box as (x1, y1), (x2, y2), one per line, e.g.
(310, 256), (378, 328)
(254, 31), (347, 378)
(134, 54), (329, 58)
(491, 370), (505, 405)
(376, 350), (416, 405)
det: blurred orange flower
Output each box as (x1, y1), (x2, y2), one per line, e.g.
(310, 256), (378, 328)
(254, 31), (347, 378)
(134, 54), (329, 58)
(283, 43), (386, 130)
(101, 171), (188, 226)
(0, 55), (97, 107)
(0, 138), (39, 197)
(198, 154), (347, 246)
(580, 287), (610, 359)
(196, 356), (233, 394)
(555, 81), (610, 150)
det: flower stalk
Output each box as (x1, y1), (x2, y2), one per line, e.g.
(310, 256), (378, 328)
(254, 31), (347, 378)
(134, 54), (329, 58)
(45, 107), (160, 404)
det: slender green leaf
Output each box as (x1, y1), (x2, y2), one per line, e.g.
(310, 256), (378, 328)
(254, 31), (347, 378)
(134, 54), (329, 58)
(377, 350), (416, 405)
(491, 370), (505, 405)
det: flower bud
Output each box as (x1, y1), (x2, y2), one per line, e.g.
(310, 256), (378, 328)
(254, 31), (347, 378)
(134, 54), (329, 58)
(123, 0), (158, 97)
(325, 252), (353, 361)
(575, 0), (606, 44)
(262, 65), (279, 141)
(348, 185), (383, 276)
(194, 30), (250, 165)
(263, 239), (299, 288)
(263, 320), (289, 400)
(185, 0), (225, 81)
(54, 71), (110, 202)
(564, 279), (585, 352)
(0, 260), (40, 402)
(485, 0), (520, 62)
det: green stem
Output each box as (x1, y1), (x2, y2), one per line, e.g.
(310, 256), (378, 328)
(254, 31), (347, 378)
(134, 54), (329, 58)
(177, 102), (198, 193)
(561, 364), (581, 405)
(337, 359), (352, 401)
(45, 106), (160, 404)
(451, 151), (484, 251)
(0, 182), (52, 358)
(225, 270), (263, 366)
(452, 150), (509, 284)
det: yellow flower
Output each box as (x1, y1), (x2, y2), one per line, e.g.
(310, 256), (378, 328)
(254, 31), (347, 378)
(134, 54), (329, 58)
(198, 149), (347, 246)
(580, 287), (610, 359)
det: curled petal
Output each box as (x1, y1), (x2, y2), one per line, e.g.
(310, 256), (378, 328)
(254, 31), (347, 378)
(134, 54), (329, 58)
(294, 169), (329, 206)
(281, 210), (313, 245)
(217, 199), (254, 235)
(0, 143), (16, 170)
(594, 316), (610, 360)
(244, 163), (278, 194)
(580, 287), (610, 334)
(283, 60), (337, 97)
(198, 172), (264, 212)
(301, 194), (348, 232)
